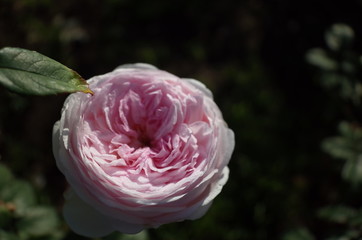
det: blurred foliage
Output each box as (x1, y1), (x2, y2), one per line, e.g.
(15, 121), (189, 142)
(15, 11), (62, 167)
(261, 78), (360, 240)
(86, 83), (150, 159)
(323, 122), (362, 186)
(301, 23), (362, 240)
(282, 228), (315, 240)
(1, 0), (362, 240)
(0, 163), (63, 240)
(306, 24), (362, 105)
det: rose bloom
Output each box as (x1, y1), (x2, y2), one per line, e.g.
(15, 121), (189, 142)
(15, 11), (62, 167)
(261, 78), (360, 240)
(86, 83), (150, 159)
(53, 64), (235, 237)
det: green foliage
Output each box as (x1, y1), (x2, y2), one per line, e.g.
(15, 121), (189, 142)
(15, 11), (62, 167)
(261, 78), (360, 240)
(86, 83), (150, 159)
(1, 179), (36, 215)
(284, 205), (362, 240)
(306, 23), (362, 105)
(0, 163), (64, 240)
(0, 162), (12, 186)
(0, 230), (18, 240)
(282, 228), (315, 240)
(17, 206), (60, 238)
(306, 48), (337, 71)
(318, 205), (357, 224)
(303, 23), (362, 240)
(317, 205), (362, 239)
(322, 122), (362, 185)
(325, 24), (354, 52)
(102, 231), (149, 240)
(0, 47), (92, 95)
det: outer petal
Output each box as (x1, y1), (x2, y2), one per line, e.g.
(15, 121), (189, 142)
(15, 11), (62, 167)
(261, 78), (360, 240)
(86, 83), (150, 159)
(63, 189), (145, 237)
(203, 167), (230, 206)
(182, 78), (213, 99)
(115, 63), (158, 70)
(52, 121), (61, 160)
(63, 189), (114, 238)
(223, 129), (235, 166)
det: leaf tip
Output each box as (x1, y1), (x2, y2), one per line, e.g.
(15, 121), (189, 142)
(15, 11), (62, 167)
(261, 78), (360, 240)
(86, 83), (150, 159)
(83, 88), (94, 95)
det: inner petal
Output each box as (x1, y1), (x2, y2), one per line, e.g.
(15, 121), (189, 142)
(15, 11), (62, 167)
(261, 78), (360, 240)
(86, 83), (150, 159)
(81, 79), (212, 188)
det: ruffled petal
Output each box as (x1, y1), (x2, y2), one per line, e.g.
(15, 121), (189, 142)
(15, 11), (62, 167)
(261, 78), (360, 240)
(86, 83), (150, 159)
(53, 64), (235, 236)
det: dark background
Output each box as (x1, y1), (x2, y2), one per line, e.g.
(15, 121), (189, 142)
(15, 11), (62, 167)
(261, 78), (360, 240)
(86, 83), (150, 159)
(1, 0), (362, 239)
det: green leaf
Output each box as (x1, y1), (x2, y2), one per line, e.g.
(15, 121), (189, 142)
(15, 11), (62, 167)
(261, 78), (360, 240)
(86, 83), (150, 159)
(322, 136), (356, 162)
(349, 210), (362, 226)
(325, 23), (354, 51)
(0, 204), (13, 228)
(17, 206), (60, 238)
(322, 122), (362, 184)
(102, 231), (149, 240)
(305, 48), (337, 71)
(342, 156), (362, 185)
(0, 230), (18, 240)
(0, 47), (93, 95)
(343, 229), (360, 239)
(121, 231), (149, 240)
(282, 228), (315, 240)
(322, 121), (362, 161)
(0, 180), (36, 215)
(318, 205), (356, 224)
(0, 164), (13, 188)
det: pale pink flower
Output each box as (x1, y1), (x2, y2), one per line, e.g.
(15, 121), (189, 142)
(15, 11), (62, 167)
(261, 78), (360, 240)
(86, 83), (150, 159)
(53, 63), (235, 237)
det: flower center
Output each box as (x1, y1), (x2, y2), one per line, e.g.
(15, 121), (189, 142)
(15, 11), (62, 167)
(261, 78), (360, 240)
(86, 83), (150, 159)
(138, 133), (151, 148)
(130, 125), (152, 149)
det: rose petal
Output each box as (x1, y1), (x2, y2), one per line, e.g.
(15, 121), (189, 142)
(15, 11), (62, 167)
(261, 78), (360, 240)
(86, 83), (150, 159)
(116, 63), (158, 70)
(63, 189), (145, 237)
(183, 78), (213, 99)
(63, 189), (114, 238)
(53, 64), (235, 236)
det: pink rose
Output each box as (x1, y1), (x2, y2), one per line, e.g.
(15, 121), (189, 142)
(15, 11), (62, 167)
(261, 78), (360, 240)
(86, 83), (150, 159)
(52, 63), (235, 237)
